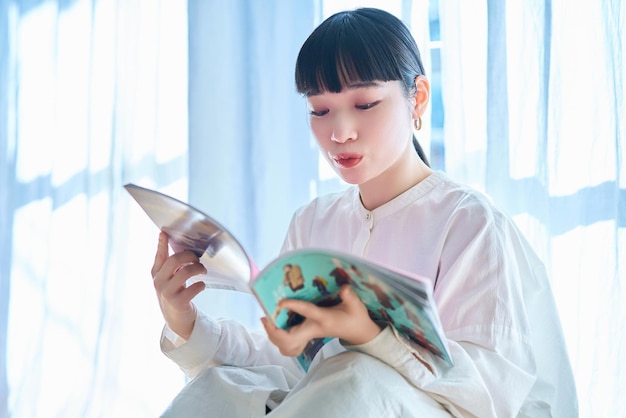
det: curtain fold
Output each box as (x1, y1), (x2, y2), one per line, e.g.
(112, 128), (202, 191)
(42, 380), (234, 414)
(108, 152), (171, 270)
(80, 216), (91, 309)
(1, 0), (190, 416)
(186, 0), (318, 327)
(0, 0), (14, 412)
(440, 0), (625, 416)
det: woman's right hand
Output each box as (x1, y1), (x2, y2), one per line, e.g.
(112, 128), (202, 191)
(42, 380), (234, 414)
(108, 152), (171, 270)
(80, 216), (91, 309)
(151, 232), (207, 340)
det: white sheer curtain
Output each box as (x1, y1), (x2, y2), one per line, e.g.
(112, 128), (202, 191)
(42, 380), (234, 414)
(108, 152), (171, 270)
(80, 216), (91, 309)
(184, 0), (319, 329)
(2, 0), (623, 416)
(440, 0), (625, 416)
(1, 0), (191, 416)
(1, 0), (322, 416)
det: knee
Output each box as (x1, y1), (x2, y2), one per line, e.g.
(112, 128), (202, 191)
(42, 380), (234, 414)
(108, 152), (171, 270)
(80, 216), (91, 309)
(310, 350), (403, 388)
(272, 352), (425, 417)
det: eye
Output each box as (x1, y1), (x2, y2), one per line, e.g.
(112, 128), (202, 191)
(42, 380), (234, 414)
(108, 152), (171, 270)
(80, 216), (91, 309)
(309, 109), (329, 117)
(356, 101), (380, 110)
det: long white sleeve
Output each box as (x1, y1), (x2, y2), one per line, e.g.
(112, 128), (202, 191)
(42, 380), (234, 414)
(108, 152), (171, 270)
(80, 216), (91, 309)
(344, 324), (534, 417)
(161, 312), (304, 381)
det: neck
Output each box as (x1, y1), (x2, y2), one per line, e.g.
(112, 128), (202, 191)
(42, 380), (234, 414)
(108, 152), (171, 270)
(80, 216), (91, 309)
(359, 150), (432, 211)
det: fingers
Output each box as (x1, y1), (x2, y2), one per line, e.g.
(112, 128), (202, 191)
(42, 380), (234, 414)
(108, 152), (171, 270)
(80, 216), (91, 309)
(338, 285), (361, 310)
(277, 298), (325, 321)
(266, 286), (380, 351)
(164, 280), (206, 311)
(154, 257), (205, 339)
(151, 231), (207, 302)
(276, 286), (359, 320)
(152, 233), (204, 279)
(152, 231), (205, 278)
(264, 298), (335, 357)
(151, 232), (170, 278)
(154, 256), (207, 295)
(148, 232), (207, 340)
(262, 317), (312, 357)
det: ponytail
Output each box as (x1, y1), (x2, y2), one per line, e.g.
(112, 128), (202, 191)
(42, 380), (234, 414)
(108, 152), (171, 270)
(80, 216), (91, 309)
(412, 136), (430, 167)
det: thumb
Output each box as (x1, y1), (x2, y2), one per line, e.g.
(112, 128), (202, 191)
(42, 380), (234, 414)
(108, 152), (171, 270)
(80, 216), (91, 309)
(339, 285), (359, 305)
(340, 285), (369, 315)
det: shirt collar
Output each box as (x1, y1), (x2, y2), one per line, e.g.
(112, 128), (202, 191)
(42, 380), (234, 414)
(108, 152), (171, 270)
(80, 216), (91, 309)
(352, 171), (445, 223)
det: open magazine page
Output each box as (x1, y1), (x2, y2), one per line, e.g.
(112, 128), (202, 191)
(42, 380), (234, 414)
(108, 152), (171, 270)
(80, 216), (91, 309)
(124, 183), (256, 293)
(251, 249), (453, 370)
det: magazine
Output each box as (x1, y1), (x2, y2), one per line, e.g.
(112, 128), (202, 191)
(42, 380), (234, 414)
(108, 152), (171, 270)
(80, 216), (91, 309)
(124, 183), (453, 370)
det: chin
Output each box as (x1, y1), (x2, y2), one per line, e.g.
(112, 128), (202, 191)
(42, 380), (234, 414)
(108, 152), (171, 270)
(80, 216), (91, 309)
(338, 174), (368, 186)
(334, 166), (376, 186)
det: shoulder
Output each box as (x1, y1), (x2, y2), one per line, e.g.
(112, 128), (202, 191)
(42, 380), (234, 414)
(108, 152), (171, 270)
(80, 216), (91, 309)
(427, 173), (521, 248)
(430, 172), (504, 222)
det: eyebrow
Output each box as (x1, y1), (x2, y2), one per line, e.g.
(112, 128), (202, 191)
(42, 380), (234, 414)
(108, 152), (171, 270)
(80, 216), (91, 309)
(307, 80), (382, 97)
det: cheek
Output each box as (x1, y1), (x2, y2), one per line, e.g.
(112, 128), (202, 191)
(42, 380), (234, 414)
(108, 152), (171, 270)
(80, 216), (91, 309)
(310, 119), (330, 145)
(369, 112), (412, 157)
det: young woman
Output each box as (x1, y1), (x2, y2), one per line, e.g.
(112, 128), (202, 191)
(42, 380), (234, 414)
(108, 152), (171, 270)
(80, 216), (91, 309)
(152, 8), (577, 417)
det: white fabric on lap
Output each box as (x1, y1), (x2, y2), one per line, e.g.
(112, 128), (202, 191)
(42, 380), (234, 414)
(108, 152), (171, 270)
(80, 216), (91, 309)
(270, 351), (451, 417)
(160, 365), (293, 418)
(161, 352), (451, 418)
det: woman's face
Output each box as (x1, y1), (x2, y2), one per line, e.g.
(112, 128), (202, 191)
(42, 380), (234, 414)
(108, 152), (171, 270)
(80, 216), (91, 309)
(306, 80), (417, 187)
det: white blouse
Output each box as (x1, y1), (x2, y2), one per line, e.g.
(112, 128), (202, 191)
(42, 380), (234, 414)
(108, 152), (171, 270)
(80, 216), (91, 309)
(162, 171), (577, 417)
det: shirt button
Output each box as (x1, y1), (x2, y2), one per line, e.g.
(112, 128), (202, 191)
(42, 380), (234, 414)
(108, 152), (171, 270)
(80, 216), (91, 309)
(365, 213), (371, 221)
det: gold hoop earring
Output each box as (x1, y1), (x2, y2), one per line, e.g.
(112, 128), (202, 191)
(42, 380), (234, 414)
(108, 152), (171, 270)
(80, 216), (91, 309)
(413, 117), (422, 131)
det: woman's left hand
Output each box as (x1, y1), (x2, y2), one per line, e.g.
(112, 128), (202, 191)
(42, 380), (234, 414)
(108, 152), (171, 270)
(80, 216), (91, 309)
(261, 285), (382, 357)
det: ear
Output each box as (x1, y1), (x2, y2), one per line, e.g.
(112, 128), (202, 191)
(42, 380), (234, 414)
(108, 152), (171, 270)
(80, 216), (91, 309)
(411, 75), (430, 119)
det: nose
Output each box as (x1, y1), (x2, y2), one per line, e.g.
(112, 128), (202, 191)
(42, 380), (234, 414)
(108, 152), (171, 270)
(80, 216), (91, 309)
(330, 115), (357, 143)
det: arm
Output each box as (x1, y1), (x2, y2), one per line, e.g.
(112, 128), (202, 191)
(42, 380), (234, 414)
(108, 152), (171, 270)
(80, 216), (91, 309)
(343, 324), (534, 417)
(162, 312), (305, 380)
(345, 211), (539, 417)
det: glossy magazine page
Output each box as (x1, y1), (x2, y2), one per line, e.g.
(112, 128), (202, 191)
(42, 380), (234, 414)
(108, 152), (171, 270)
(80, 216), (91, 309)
(124, 183), (256, 292)
(251, 248), (452, 370)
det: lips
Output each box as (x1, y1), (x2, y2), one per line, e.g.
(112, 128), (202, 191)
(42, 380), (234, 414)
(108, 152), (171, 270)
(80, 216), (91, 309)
(332, 153), (363, 169)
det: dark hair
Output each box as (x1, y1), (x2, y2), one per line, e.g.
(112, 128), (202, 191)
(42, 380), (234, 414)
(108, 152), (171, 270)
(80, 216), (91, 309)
(295, 8), (429, 166)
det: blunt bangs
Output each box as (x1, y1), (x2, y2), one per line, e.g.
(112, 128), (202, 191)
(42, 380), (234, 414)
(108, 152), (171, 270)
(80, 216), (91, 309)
(295, 11), (414, 96)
